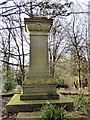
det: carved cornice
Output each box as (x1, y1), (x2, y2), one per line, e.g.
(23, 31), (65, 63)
(24, 17), (53, 36)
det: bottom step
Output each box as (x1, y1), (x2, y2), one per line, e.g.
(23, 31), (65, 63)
(16, 112), (41, 120)
(16, 112), (89, 120)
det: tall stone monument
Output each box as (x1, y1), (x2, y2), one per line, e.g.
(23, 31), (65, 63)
(20, 17), (59, 100)
(7, 17), (73, 116)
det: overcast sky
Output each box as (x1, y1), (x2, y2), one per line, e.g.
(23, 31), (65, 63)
(70, 0), (89, 12)
(70, 0), (90, 8)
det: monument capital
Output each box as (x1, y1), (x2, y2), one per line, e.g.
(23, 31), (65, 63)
(25, 17), (53, 36)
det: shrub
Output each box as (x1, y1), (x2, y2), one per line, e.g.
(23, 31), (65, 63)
(41, 104), (67, 120)
(55, 76), (69, 89)
(56, 83), (69, 89)
(3, 80), (17, 92)
(86, 101), (90, 112)
(75, 92), (87, 111)
(82, 78), (88, 88)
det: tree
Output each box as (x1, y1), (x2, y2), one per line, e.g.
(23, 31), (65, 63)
(49, 18), (70, 77)
(66, 13), (88, 88)
(0, 0), (73, 79)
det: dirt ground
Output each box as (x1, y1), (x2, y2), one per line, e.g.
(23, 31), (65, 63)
(58, 87), (89, 95)
(0, 95), (17, 120)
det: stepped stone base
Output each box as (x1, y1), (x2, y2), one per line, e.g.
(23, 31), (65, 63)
(7, 94), (73, 112)
(21, 76), (59, 100)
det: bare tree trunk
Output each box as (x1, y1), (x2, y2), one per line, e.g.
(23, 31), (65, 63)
(49, 48), (52, 75)
(52, 53), (55, 77)
(52, 30), (56, 77)
(72, 17), (82, 88)
(88, 1), (90, 95)
(19, 11), (25, 82)
(30, 0), (33, 17)
(11, 30), (22, 81)
(6, 29), (11, 81)
(78, 59), (81, 88)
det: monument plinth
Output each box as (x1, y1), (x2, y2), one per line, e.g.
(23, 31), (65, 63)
(20, 17), (59, 100)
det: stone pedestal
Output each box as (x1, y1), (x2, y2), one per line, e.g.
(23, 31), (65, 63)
(20, 17), (58, 100)
(7, 17), (74, 118)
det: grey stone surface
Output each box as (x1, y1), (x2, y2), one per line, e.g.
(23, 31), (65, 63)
(25, 17), (53, 78)
(16, 112), (42, 120)
(21, 17), (58, 99)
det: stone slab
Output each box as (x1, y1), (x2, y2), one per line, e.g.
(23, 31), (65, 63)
(23, 76), (57, 85)
(20, 93), (59, 100)
(22, 77), (59, 100)
(22, 84), (57, 94)
(16, 112), (89, 120)
(16, 112), (42, 120)
(7, 94), (73, 112)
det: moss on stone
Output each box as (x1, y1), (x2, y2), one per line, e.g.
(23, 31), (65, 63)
(23, 76), (57, 85)
(7, 94), (73, 112)
(7, 94), (73, 105)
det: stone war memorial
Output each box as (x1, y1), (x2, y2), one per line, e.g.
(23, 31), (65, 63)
(7, 16), (73, 119)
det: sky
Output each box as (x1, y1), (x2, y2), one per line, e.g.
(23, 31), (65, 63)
(0, 0), (89, 65)
(72, 0), (89, 6)
(69, 0), (90, 8)
(69, 0), (90, 12)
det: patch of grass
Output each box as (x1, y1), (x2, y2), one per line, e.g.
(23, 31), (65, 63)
(86, 101), (90, 113)
(41, 104), (67, 120)
(66, 94), (90, 119)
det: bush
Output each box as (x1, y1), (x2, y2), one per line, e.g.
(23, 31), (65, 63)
(86, 101), (90, 112)
(41, 104), (67, 120)
(75, 92), (87, 111)
(56, 83), (69, 89)
(3, 80), (17, 92)
(82, 78), (88, 88)
(55, 76), (69, 89)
